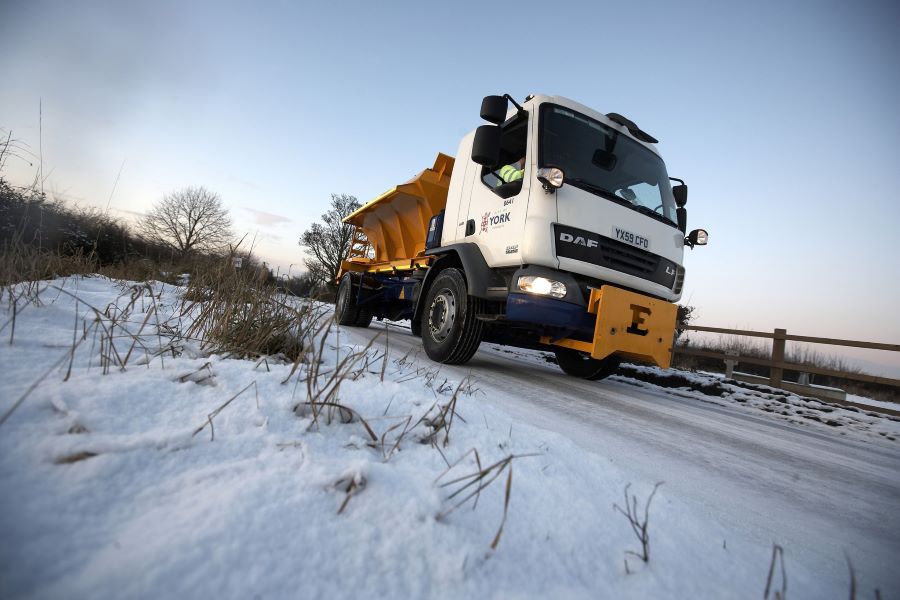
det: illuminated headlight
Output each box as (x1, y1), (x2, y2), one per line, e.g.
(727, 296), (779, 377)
(536, 167), (565, 189)
(517, 275), (567, 298)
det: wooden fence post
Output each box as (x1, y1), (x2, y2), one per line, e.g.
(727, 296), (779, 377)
(770, 328), (786, 387)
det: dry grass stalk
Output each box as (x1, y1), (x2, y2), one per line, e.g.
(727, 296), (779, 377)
(763, 543), (787, 600)
(436, 450), (531, 550)
(192, 380), (259, 441)
(613, 481), (663, 564)
(54, 451), (98, 464)
(335, 470), (367, 514)
(423, 376), (472, 448)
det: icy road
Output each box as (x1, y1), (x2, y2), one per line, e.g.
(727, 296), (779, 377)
(345, 321), (900, 594)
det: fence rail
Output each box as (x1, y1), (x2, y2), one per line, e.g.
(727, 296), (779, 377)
(673, 326), (900, 414)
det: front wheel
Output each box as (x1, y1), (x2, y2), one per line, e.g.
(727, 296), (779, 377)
(554, 348), (621, 380)
(421, 268), (483, 364)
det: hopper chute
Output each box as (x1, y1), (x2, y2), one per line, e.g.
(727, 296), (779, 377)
(343, 153), (454, 264)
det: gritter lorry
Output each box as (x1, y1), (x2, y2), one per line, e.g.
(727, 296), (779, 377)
(334, 94), (707, 380)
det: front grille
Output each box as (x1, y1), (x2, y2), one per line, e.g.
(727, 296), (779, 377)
(598, 237), (659, 276)
(554, 224), (678, 289)
(673, 266), (685, 294)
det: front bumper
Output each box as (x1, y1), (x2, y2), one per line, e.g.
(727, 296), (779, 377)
(539, 285), (677, 368)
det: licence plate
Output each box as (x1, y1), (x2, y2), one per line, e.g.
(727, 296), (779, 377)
(612, 226), (650, 250)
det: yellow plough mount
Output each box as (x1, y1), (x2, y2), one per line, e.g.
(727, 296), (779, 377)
(541, 286), (678, 369)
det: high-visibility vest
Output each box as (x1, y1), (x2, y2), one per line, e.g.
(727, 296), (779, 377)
(498, 164), (524, 183)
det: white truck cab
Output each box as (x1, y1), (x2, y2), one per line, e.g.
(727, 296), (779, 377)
(444, 94), (692, 301)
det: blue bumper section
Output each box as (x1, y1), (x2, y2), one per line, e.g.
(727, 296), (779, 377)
(505, 293), (595, 336)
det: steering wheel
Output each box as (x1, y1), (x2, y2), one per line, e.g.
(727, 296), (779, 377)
(653, 204), (664, 214)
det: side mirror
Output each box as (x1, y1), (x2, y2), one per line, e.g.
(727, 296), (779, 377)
(676, 207), (687, 234)
(472, 125), (501, 166)
(672, 184), (688, 208)
(480, 95), (508, 125)
(685, 228), (708, 248)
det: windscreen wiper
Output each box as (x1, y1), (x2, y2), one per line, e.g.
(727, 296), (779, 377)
(566, 178), (629, 206)
(629, 203), (677, 227)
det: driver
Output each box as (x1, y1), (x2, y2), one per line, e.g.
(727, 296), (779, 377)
(619, 188), (638, 203)
(497, 156), (525, 185)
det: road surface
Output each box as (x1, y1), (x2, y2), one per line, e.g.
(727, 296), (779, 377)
(345, 321), (900, 593)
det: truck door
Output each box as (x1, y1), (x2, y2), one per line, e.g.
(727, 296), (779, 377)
(465, 113), (530, 267)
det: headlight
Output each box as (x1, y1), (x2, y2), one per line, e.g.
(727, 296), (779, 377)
(536, 167), (565, 189)
(517, 275), (567, 298)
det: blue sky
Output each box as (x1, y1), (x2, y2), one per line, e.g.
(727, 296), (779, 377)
(2, 0), (899, 374)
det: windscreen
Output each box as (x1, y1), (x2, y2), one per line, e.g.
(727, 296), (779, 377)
(540, 104), (677, 227)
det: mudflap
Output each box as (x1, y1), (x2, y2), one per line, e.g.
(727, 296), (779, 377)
(542, 285), (677, 369)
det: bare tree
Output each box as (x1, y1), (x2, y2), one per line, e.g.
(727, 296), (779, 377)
(299, 193), (360, 294)
(140, 186), (233, 257)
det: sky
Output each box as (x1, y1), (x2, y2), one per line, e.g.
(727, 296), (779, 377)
(1, 0), (899, 374)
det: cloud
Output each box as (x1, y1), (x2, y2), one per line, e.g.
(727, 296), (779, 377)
(241, 207), (292, 226)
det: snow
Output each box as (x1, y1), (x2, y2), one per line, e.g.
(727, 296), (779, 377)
(1, 276), (898, 598)
(846, 393), (900, 412)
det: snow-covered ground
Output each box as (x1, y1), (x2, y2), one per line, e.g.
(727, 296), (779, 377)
(1, 277), (898, 599)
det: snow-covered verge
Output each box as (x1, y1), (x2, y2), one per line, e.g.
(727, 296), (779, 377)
(487, 342), (900, 443)
(611, 365), (900, 441)
(0, 277), (894, 598)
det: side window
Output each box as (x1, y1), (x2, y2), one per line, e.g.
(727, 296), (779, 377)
(480, 115), (528, 199)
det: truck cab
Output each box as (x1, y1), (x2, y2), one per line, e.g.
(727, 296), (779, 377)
(336, 94), (707, 380)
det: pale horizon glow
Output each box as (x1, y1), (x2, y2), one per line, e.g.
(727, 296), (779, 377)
(1, 0), (898, 376)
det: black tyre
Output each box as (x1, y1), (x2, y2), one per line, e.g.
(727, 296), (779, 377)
(335, 273), (361, 326)
(554, 348), (621, 380)
(354, 308), (373, 328)
(421, 268), (483, 364)
(409, 317), (422, 337)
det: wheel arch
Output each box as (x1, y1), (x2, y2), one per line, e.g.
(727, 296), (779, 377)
(412, 243), (506, 327)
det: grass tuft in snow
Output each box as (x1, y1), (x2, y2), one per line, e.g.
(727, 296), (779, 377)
(613, 481), (664, 566)
(436, 450), (533, 550)
(334, 469), (367, 514)
(180, 257), (315, 362)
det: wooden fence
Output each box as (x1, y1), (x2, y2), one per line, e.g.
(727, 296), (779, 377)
(672, 325), (900, 416)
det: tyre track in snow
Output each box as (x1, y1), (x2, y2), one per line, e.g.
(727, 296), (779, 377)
(343, 321), (900, 591)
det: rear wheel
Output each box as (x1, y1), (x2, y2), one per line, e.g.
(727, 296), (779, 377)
(335, 273), (371, 328)
(354, 308), (373, 328)
(554, 348), (621, 380)
(421, 268), (483, 364)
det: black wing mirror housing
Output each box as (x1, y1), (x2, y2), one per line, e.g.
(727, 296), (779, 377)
(676, 207), (687, 234)
(480, 95), (508, 125)
(673, 184), (688, 208)
(472, 125), (502, 166)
